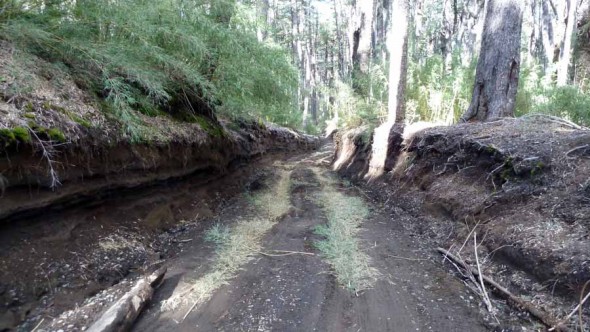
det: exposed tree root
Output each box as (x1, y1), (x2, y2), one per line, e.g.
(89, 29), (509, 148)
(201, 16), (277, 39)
(437, 247), (564, 331)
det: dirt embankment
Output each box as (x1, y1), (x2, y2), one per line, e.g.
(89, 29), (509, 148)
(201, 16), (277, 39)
(0, 52), (318, 219)
(0, 42), (319, 330)
(0, 120), (318, 221)
(0, 127), (318, 331)
(0, 40), (319, 221)
(333, 117), (590, 327)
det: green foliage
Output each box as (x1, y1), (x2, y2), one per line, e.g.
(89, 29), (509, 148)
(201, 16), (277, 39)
(529, 86), (590, 126)
(11, 126), (30, 142)
(1, 0), (299, 137)
(515, 60), (590, 127)
(327, 71), (387, 129)
(406, 53), (476, 124)
(313, 172), (378, 293)
(0, 126), (31, 145)
(47, 128), (66, 142)
(193, 115), (226, 138)
(0, 128), (16, 146)
(204, 224), (231, 247)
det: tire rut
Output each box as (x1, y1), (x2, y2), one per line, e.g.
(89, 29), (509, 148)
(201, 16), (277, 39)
(133, 148), (491, 332)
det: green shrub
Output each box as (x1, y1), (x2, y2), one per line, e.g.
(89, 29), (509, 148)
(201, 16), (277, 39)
(405, 53), (476, 124)
(532, 85), (590, 126)
(1, 0), (299, 135)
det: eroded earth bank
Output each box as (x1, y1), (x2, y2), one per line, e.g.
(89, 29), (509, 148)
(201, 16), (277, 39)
(2, 119), (590, 332)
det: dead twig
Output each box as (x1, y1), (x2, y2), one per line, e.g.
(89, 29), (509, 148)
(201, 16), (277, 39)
(259, 250), (315, 257)
(173, 239), (193, 244)
(474, 233), (493, 314)
(437, 247), (563, 330)
(182, 295), (202, 322)
(386, 254), (427, 261)
(580, 281), (590, 332)
(522, 113), (588, 131)
(31, 318), (44, 332)
(549, 280), (590, 332)
(565, 145), (590, 159)
(457, 219), (483, 255)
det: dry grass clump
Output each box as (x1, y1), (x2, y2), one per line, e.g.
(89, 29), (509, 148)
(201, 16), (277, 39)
(161, 170), (292, 316)
(313, 169), (379, 293)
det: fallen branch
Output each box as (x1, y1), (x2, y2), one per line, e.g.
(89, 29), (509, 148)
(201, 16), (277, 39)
(565, 145), (590, 159)
(437, 247), (563, 330)
(549, 280), (590, 332)
(87, 267), (166, 332)
(474, 233), (493, 313)
(523, 113), (588, 131)
(173, 239), (193, 244)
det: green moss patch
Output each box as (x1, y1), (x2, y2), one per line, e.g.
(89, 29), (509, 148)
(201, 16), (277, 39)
(194, 115), (226, 138)
(12, 127), (31, 142)
(0, 126), (32, 147)
(47, 128), (66, 142)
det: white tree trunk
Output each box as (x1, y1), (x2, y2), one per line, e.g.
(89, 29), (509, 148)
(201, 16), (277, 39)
(387, 0), (408, 123)
(557, 0), (577, 86)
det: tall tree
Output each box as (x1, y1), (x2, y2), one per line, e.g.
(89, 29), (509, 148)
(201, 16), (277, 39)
(461, 0), (524, 122)
(366, 0), (409, 179)
(387, 0), (409, 123)
(350, 0), (374, 87)
(557, 0), (578, 86)
(257, 0), (270, 41)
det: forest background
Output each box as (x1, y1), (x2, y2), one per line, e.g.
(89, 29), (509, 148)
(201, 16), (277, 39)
(0, 0), (588, 139)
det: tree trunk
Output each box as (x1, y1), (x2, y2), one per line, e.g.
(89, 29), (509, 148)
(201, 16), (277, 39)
(350, 0), (374, 77)
(365, 0), (408, 180)
(557, 0), (577, 86)
(387, 0), (409, 124)
(257, 0), (270, 42)
(540, 0), (558, 82)
(333, 0), (345, 79)
(461, 0), (524, 122)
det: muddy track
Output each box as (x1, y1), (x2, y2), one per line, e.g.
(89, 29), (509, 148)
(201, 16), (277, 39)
(131, 145), (489, 332)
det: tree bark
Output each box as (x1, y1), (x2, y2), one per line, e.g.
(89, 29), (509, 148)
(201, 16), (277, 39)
(87, 268), (166, 332)
(350, 0), (374, 76)
(387, 0), (409, 124)
(333, 0), (346, 79)
(365, 0), (408, 180)
(461, 0), (524, 122)
(257, 0), (270, 41)
(557, 0), (577, 86)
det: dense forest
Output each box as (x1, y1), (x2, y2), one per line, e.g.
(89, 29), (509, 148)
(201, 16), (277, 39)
(2, 0), (590, 137)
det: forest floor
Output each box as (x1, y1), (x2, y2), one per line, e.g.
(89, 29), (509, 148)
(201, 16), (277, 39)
(22, 142), (537, 332)
(128, 143), (492, 332)
(6, 140), (573, 332)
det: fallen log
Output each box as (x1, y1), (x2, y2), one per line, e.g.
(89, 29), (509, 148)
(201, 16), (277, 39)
(436, 248), (566, 331)
(87, 267), (167, 332)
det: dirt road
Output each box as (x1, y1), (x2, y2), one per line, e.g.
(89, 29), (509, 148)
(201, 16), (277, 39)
(132, 145), (489, 332)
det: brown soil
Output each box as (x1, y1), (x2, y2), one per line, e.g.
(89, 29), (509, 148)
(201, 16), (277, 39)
(127, 144), (494, 332)
(5, 117), (590, 331)
(0, 148), (309, 331)
(333, 116), (590, 330)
